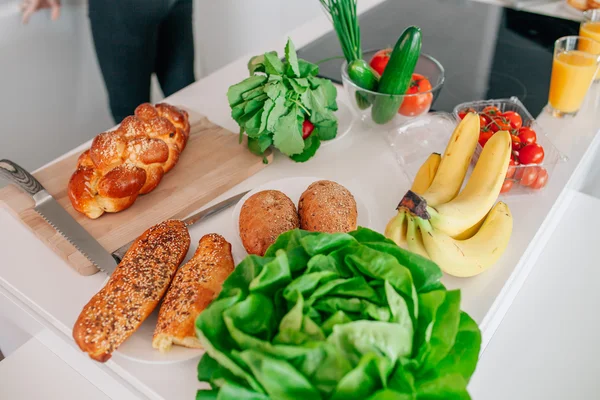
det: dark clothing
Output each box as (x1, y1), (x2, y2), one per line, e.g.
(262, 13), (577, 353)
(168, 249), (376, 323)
(88, 0), (195, 122)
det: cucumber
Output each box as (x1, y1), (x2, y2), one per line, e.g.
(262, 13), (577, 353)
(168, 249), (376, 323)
(348, 59), (379, 90)
(371, 26), (422, 124)
(348, 59), (380, 110)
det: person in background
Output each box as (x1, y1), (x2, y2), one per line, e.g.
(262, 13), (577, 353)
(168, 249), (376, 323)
(21, 0), (196, 122)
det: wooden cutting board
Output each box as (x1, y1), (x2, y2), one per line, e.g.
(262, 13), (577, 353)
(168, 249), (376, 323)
(0, 110), (271, 275)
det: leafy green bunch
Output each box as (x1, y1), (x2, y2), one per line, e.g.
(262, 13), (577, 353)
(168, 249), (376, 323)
(196, 227), (481, 399)
(227, 38), (338, 162)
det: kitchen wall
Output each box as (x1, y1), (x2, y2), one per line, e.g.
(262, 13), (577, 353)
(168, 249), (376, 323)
(0, 0), (321, 173)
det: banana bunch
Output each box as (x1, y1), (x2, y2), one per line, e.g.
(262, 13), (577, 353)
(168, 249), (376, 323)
(385, 113), (513, 278)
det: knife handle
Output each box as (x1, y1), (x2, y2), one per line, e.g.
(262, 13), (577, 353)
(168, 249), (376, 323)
(0, 159), (45, 197)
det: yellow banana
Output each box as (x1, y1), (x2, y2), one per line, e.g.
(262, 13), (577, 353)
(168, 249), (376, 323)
(410, 151), (482, 240)
(406, 215), (429, 258)
(384, 208), (408, 249)
(416, 202), (513, 278)
(451, 213), (486, 240)
(427, 130), (512, 237)
(411, 153), (441, 195)
(420, 113), (480, 207)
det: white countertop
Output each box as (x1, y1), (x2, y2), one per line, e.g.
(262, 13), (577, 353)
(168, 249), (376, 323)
(1, 0), (599, 399)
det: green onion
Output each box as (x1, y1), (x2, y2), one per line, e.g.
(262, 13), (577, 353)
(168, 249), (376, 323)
(319, 0), (362, 63)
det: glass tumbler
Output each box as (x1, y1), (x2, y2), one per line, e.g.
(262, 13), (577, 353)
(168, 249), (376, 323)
(547, 36), (600, 117)
(580, 10), (600, 82)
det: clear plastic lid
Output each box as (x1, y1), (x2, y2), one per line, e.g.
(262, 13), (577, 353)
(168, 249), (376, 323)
(387, 112), (456, 182)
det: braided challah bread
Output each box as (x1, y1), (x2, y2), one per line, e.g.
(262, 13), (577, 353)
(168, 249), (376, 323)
(68, 103), (190, 219)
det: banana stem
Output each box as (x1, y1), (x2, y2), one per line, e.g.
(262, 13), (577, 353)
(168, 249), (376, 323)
(415, 217), (433, 234)
(398, 190), (430, 219)
(426, 206), (441, 226)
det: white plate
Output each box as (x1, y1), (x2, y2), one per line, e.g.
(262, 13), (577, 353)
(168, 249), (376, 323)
(232, 177), (371, 254)
(322, 101), (354, 146)
(113, 306), (204, 364)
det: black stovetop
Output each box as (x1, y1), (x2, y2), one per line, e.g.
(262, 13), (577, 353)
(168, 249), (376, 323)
(297, 0), (580, 116)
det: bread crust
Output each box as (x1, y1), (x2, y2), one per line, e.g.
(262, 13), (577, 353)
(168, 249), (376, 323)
(72, 220), (190, 362)
(239, 190), (299, 256)
(153, 233), (234, 352)
(298, 180), (357, 233)
(68, 103), (190, 219)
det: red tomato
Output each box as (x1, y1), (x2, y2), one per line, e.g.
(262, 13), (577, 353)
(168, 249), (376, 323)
(511, 135), (522, 151)
(506, 159), (518, 179)
(490, 117), (512, 133)
(520, 166), (539, 187)
(369, 48), (392, 76)
(518, 127), (537, 145)
(502, 111), (523, 130)
(478, 114), (489, 128)
(399, 74), (433, 116)
(479, 129), (494, 148)
(519, 143), (545, 165)
(482, 105), (501, 118)
(514, 166), (524, 180)
(530, 167), (549, 189)
(458, 108), (476, 120)
(500, 179), (514, 194)
(302, 119), (314, 139)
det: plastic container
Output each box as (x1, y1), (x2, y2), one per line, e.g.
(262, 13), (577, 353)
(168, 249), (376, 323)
(341, 51), (445, 132)
(453, 97), (565, 195)
(387, 112), (456, 183)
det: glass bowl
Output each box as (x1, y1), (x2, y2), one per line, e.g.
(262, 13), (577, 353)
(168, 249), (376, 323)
(341, 50), (445, 130)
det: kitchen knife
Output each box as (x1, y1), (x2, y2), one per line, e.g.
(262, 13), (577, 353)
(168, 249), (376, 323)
(0, 159), (118, 273)
(110, 189), (250, 263)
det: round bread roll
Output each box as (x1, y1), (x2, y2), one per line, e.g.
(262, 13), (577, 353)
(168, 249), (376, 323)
(298, 180), (357, 233)
(239, 190), (300, 256)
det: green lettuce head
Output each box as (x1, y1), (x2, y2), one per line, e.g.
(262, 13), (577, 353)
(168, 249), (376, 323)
(196, 227), (481, 400)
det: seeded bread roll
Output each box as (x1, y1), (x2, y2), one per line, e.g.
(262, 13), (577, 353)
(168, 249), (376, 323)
(72, 220), (190, 362)
(298, 180), (357, 233)
(239, 190), (300, 256)
(153, 233), (234, 352)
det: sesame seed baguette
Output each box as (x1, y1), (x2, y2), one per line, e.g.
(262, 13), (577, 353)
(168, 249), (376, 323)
(73, 220), (190, 362)
(153, 233), (234, 353)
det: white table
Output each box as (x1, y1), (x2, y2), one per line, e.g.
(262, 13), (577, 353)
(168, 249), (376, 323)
(1, 0), (599, 398)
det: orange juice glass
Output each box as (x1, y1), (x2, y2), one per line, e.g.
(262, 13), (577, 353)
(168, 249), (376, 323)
(580, 10), (600, 81)
(547, 36), (600, 117)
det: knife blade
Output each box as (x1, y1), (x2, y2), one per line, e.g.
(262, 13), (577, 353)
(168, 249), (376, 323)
(110, 189), (250, 264)
(0, 159), (118, 273)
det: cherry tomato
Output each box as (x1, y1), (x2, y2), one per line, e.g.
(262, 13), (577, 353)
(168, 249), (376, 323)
(530, 167), (549, 189)
(458, 108), (476, 120)
(517, 127), (537, 145)
(482, 105), (501, 117)
(500, 179), (514, 194)
(479, 128), (494, 148)
(519, 143), (545, 165)
(512, 150), (520, 162)
(502, 111), (523, 130)
(511, 134), (522, 151)
(478, 114), (488, 128)
(506, 159), (518, 179)
(490, 117), (512, 133)
(369, 48), (392, 76)
(399, 74), (433, 116)
(514, 166), (524, 181)
(520, 166), (539, 187)
(302, 119), (314, 139)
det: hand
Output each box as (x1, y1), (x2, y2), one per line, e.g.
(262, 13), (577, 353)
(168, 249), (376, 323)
(20, 0), (61, 24)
